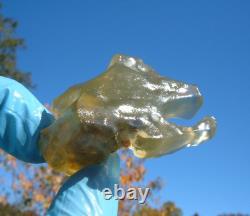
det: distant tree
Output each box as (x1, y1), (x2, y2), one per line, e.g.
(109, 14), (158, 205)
(0, 151), (65, 214)
(0, 2), (33, 88)
(0, 203), (37, 216)
(118, 150), (179, 216)
(133, 201), (182, 216)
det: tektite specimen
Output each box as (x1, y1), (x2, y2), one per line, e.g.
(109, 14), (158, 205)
(39, 54), (216, 175)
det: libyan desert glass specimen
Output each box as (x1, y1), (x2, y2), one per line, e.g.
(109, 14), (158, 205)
(39, 54), (216, 175)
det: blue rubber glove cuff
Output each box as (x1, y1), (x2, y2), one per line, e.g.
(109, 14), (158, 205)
(0, 76), (54, 163)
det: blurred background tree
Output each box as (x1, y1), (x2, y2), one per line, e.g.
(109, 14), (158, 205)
(0, 1), (249, 216)
(0, 203), (36, 216)
(0, 2), (32, 88)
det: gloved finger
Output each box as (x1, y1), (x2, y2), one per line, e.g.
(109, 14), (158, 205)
(46, 153), (120, 216)
(0, 76), (54, 163)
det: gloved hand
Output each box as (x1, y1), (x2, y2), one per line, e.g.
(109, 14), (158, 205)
(0, 76), (120, 216)
(0, 76), (54, 163)
(47, 153), (119, 216)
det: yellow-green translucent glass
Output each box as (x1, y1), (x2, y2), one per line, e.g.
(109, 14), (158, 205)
(39, 54), (216, 175)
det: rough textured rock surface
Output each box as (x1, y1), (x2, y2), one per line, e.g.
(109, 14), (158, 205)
(39, 54), (216, 175)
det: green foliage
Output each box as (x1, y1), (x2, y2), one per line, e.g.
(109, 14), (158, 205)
(0, 2), (33, 88)
(133, 202), (182, 216)
(0, 203), (37, 216)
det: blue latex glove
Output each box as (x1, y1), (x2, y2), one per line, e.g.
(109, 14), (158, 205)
(0, 76), (120, 216)
(0, 76), (54, 163)
(47, 153), (120, 216)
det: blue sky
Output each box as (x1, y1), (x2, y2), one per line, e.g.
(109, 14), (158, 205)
(3, 0), (250, 215)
